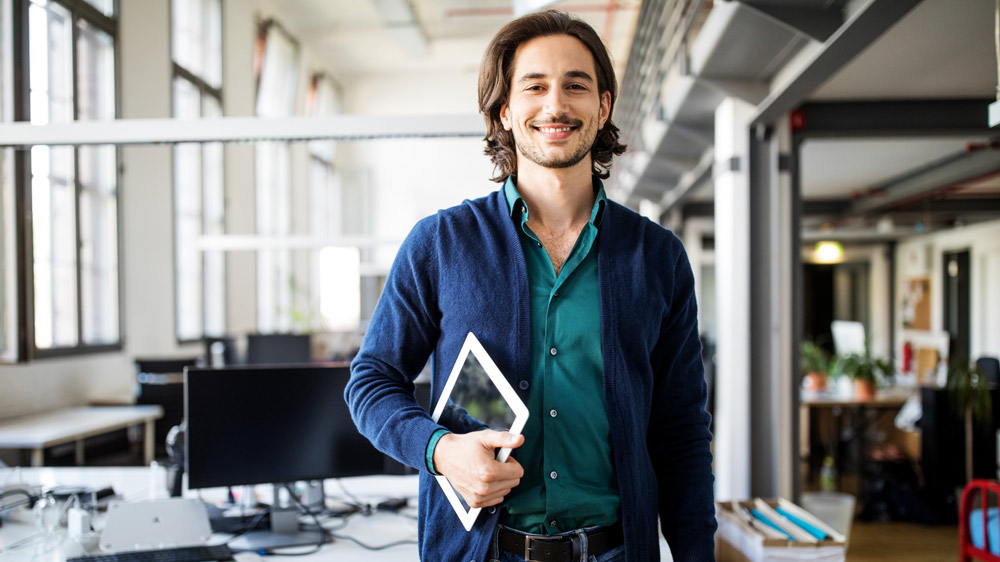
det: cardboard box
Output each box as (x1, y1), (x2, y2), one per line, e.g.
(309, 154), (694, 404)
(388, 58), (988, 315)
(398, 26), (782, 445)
(716, 498), (846, 562)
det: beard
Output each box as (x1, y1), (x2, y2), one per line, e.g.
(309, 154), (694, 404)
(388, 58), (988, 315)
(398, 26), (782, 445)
(514, 113), (600, 170)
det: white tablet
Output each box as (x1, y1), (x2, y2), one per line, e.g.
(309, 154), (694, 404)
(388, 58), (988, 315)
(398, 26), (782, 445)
(430, 332), (529, 531)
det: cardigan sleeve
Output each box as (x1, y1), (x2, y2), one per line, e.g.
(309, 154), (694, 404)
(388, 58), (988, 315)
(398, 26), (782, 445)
(647, 237), (717, 562)
(345, 216), (448, 471)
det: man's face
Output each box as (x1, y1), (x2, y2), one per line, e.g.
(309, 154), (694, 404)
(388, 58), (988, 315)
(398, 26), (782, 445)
(500, 34), (611, 172)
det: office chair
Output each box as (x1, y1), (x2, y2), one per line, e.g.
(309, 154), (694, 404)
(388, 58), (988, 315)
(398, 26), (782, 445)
(134, 357), (201, 458)
(977, 357), (1000, 387)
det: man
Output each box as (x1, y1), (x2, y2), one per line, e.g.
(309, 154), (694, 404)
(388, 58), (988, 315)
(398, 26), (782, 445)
(346, 10), (715, 562)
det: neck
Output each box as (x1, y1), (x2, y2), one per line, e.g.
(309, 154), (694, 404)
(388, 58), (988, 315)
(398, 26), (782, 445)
(515, 159), (595, 230)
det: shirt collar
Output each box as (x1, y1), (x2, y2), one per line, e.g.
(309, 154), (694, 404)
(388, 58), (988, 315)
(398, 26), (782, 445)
(503, 176), (607, 227)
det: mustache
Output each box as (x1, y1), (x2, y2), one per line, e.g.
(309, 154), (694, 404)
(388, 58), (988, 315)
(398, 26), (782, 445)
(530, 116), (582, 128)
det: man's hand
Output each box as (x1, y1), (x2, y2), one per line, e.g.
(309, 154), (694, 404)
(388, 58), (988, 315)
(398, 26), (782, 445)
(432, 430), (525, 508)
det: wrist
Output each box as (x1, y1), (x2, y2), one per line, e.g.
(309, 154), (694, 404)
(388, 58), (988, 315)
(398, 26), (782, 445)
(426, 429), (451, 475)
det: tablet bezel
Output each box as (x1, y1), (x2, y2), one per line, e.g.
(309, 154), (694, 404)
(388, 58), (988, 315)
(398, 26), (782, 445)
(430, 332), (529, 531)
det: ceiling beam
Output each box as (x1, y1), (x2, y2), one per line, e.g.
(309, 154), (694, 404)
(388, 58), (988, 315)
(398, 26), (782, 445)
(794, 99), (997, 139)
(659, 146), (714, 211)
(752, 0), (923, 126)
(850, 148), (1000, 214)
(740, 0), (844, 42)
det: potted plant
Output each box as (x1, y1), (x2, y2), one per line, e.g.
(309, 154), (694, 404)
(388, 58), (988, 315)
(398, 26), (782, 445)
(841, 352), (894, 401)
(947, 358), (992, 485)
(801, 341), (830, 392)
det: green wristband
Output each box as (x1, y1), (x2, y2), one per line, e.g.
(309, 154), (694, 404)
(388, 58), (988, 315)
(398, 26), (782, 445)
(426, 429), (450, 475)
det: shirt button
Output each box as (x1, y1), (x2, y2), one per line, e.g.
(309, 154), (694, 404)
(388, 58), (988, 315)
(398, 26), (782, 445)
(536, 242), (542, 248)
(549, 347), (557, 356)
(519, 380), (530, 390)
(549, 409), (558, 418)
(549, 520), (557, 527)
(549, 471), (558, 479)
(488, 507), (496, 514)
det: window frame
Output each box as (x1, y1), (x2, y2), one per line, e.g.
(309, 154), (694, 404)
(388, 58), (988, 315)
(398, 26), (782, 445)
(169, 0), (226, 344)
(13, 0), (124, 360)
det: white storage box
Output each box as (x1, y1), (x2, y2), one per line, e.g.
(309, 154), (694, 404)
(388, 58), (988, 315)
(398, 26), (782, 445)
(715, 498), (847, 562)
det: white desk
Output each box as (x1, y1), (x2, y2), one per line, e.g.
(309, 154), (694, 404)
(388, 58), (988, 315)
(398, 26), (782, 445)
(0, 467), (419, 561)
(0, 407), (164, 467)
(0, 467), (676, 561)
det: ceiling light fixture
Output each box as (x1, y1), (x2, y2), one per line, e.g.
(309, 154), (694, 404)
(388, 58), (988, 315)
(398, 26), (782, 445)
(814, 241), (844, 264)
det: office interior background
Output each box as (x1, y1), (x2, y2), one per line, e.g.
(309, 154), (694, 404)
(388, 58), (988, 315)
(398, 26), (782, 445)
(0, 0), (999, 558)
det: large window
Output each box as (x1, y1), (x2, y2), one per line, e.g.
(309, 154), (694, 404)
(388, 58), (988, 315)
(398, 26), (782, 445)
(171, 0), (224, 341)
(17, 0), (120, 357)
(1, 0), (19, 361)
(254, 20), (298, 333)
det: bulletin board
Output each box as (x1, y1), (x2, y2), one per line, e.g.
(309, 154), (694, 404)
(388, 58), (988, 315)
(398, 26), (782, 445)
(902, 277), (931, 331)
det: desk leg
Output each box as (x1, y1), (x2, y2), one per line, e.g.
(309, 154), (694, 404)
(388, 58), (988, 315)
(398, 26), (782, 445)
(75, 439), (85, 465)
(31, 447), (44, 467)
(143, 420), (154, 465)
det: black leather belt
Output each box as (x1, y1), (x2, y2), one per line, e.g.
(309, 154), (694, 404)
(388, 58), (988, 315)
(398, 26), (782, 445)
(497, 522), (623, 562)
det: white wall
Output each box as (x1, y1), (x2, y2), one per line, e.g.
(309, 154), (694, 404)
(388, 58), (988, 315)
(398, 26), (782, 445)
(894, 218), (1000, 361)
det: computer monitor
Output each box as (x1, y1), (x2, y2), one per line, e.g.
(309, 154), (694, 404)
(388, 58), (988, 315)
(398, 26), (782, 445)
(245, 334), (312, 365)
(184, 364), (384, 549)
(185, 364), (383, 488)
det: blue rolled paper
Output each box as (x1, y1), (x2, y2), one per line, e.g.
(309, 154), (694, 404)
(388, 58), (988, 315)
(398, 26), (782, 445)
(775, 506), (829, 540)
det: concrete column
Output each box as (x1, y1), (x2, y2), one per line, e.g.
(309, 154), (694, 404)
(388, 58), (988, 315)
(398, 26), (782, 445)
(713, 97), (753, 501)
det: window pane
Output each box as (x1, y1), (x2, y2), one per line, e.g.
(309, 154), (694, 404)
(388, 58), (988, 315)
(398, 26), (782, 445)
(82, 0), (114, 17)
(202, 97), (225, 336)
(32, 145), (78, 349)
(256, 24), (298, 118)
(256, 143), (292, 332)
(1, 0), (18, 360)
(76, 15), (119, 347)
(172, 0), (221, 88)
(0, 148), (16, 360)
(319, 247), (360, 330)
(29, 0), (73, 125)
(79, 145), (118, 345)
(77, 20), (115, 122)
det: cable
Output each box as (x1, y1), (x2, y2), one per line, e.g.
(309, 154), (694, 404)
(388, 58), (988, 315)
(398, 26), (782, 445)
(328, 532), (417, 551)
(239, 483), (328, 557)
(222, 506), (271, 544)
(0, 489), (39, 512)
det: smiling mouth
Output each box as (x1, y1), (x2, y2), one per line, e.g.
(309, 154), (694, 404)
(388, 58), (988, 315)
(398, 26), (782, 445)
(535, 125), (576, 133)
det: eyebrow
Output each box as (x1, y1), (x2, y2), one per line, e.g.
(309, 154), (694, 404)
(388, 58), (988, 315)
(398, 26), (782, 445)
(516, 70), (595, 83)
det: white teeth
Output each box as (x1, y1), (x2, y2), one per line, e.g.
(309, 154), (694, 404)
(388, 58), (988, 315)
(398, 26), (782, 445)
(539, 127), (572, 133)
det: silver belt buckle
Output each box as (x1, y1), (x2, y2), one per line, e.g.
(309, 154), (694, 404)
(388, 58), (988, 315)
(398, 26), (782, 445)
(524, 535), (560, 562)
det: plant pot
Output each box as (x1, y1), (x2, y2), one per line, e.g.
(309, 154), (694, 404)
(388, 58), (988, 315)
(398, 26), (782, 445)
(804, 372), (827, 392)
(854, 379), (876, 401)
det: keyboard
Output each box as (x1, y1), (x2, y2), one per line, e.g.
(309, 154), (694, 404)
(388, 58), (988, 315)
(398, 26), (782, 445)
(68, 544), (235, 562)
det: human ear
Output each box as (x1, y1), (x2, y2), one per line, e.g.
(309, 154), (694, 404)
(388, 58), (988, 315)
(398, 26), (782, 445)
(599, 91), (611, 128)
(500, 104), (513, 131)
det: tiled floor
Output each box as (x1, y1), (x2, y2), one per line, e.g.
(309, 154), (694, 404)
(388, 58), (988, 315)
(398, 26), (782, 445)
(847, 521), (958, 561)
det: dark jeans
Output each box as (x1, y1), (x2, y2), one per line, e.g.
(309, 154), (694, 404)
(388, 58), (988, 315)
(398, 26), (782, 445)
(488, 525), (627, 562)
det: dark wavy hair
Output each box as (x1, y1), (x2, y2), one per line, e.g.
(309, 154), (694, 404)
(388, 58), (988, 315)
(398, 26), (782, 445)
(478, 10), (627, 183)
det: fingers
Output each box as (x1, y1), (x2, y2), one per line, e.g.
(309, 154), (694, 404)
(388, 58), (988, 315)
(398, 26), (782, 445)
(478, 429), (525, 450)
(456, 479), (519, 508)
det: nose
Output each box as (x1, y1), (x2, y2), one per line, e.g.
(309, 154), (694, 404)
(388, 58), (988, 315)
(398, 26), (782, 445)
(542, 87), (569, 117)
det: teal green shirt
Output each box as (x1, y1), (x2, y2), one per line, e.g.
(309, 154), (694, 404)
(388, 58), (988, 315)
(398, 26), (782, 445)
(500, 177), (619, 534)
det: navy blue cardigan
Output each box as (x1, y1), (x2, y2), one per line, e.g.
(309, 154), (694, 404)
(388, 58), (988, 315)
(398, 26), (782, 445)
(346, 188), (716, 561)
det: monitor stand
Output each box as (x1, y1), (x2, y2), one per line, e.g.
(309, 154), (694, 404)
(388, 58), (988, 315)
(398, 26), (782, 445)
(227, 483), (326, 552)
